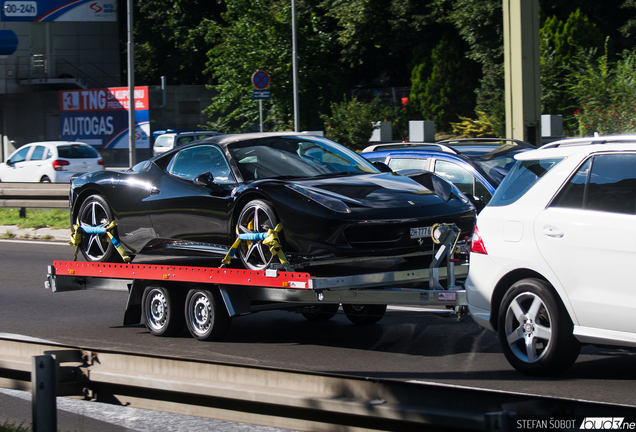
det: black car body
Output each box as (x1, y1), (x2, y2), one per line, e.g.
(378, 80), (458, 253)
(70, 132), (475, 270)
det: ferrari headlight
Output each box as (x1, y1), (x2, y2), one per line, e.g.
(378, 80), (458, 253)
(286, 184), (351, 213)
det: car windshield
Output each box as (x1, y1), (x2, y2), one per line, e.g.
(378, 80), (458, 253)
(489, 158), (564, 206)
(228, 136), (378, 181)
(450, 144), (530, 185)
(57, 144), (99, 159)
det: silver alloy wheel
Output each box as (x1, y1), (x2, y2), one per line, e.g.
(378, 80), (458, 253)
(144, 288), (168, 332)
(236, 200), (277, 270)
(188, 291), (212, 337)
(78, 199), (110, 261)
(503, 291), (553, 363)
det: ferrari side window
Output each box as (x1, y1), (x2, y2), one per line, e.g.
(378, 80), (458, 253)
(167, 145), (234, 183)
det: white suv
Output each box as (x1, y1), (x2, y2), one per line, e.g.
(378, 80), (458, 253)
(466, 135), (636, 375)
(152, 131), (221, 157)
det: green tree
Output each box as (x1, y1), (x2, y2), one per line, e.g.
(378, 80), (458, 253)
(201, 0), (346, 132)
(569, 46), (636, 135)
(132, 0), (225, 85)
(408, 33), (479, 132)
(321, 97), (388, 149)
(540, 9), (605, 132)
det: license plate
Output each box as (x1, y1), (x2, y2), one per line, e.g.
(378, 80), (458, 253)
(410, 226), (432, 239)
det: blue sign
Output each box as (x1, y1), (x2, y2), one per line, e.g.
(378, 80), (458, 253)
(1, 0), (116, 22)
(0, 30), (18, 57)
(251, 71), (270, 90)
(252, 90), (271, 100)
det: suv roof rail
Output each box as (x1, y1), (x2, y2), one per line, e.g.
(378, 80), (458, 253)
(361, 142), (459, 154)
(541, 134), (636, 149)
(437, 137), (535, 147)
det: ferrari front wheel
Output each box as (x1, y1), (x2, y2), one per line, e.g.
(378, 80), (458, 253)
(77, 195), (122, 262)
(236, 199), (279, 270)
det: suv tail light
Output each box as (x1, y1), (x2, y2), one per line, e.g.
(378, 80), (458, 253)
(470, 225), (488, 255)
(52, 160), (70, 171)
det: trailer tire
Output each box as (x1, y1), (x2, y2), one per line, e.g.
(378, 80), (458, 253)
(301, 304), (340, 321)
(343, 304), (387, 325)
(185, 286), (232, 341)
(142, 285), (185, 337)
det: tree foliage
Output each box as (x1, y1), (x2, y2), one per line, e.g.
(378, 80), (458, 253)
(408, 33), (479, 131)
(569, 47), (636, 135)
(201, 0), (346, 132)
(321, 97), (389, 150)
(133, 0), (225, 85)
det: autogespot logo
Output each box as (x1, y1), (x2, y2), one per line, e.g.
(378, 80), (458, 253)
(580, 418), (636, 430)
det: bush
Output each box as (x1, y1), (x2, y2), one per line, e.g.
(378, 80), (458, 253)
(321, 97), (388, 150)
(450, 111), (496, 137)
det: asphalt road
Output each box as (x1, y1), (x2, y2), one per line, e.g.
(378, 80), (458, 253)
(2, 240), (636, 411)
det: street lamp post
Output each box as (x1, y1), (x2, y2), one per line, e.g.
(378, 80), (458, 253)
(291, 0), (300, 132)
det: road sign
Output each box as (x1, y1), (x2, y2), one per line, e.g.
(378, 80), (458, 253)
(251, 71), (270, 90)
(252, 90), (271, 100)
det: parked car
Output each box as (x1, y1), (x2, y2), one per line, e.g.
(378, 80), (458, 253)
(465, 135), (636, 375)
(0, 141), (105, 183)
(71, 132), (476, 269)
(362, 138), (535, 212)
(152, 130), (223, 157)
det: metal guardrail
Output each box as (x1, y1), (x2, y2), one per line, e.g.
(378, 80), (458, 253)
(0, 183), (70, 209)
(2, 336), (636, 432)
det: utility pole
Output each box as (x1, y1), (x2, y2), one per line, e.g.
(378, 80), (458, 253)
(127, 0), (136, 167)
(291, 0), (300, 132)
(503, 0), (541, 146)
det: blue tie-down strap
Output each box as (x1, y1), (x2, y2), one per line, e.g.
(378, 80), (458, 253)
(79, 225), (108, 234)
(238, 232), (268, 241)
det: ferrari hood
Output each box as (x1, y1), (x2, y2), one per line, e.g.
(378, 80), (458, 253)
(291, 172), (453, 209)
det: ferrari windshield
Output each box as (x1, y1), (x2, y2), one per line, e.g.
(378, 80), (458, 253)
(228, 136), (378, 181)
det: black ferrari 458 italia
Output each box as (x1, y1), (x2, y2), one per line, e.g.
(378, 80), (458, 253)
(70, 132), (476, 270)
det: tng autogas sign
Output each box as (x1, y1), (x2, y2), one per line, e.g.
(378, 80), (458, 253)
(59, 87), (150, 149)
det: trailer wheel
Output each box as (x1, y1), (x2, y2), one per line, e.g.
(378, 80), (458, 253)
(185, 287), (232, 341)
(142, 285), (185, 337)
(343, 304), (387, 325)
(301, 304), (340, 321)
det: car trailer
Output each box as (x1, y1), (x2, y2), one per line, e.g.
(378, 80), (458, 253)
(46, 223), (470, 341)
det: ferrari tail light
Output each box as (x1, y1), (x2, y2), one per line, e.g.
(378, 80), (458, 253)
(470, 225), (488, 255)
(52, 160), (70, 171)
(98, 159), (105, 167)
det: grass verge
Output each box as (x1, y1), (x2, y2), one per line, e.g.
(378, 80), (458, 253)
(0, 208), (70, 230)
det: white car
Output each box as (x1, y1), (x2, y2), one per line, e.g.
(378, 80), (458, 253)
(0, 141), (104, 183)
(466, 135), (636, 375)
(152, 131), (222, 157)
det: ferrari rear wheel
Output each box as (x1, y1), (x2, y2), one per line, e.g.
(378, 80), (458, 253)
(77, 195), (122, 262)
(343, 304), (387, 325)
(236, 199), (279, 270)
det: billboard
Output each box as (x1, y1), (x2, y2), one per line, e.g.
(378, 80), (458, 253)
(1, 0), (116, 22)
(59, 87), (150, 149)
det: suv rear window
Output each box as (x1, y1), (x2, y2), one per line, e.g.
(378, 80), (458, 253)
(57, 145), (99, 159)
(489, 158), (563, 206)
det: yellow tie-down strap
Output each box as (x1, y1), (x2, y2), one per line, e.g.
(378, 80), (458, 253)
(223, 223), (288, 267)
(69, 220), (131, 262)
